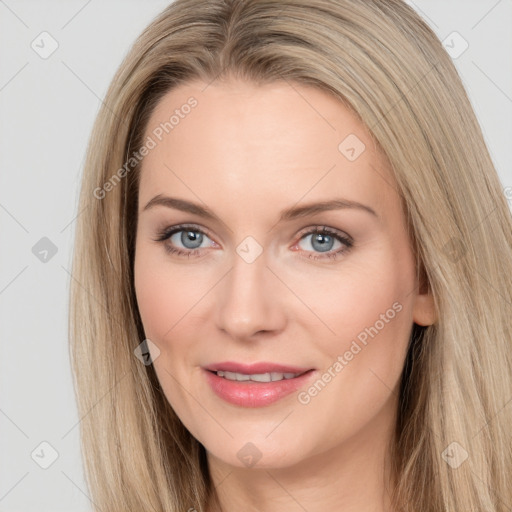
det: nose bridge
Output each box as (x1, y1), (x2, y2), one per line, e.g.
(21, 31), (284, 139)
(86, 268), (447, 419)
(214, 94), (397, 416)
(215, 244), (284, 338)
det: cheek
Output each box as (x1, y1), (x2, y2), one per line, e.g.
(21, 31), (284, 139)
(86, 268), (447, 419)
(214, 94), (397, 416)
(134, 249), (170, 339)
(133, 248), (188, 362)
(290, 251), (415, 442)
(133, 242), (206, 342)
(298, 251), (413, 343)
(299, 243), (416, 389)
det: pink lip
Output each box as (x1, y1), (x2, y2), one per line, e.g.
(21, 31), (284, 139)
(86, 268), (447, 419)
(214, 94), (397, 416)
(202, 361), (316, 408)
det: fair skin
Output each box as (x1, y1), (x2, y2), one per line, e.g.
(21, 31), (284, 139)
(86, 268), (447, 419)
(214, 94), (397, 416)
(134, 78), (436, 512)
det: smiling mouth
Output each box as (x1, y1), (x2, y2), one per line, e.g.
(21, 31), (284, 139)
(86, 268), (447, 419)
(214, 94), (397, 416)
(203, 367), (316, 407)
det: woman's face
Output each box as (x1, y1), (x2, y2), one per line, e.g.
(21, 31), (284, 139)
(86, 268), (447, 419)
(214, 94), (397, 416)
(134, 78), (436, 470)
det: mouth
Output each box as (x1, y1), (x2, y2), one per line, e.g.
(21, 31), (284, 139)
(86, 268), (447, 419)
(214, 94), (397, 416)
(202, 361), (316, 407)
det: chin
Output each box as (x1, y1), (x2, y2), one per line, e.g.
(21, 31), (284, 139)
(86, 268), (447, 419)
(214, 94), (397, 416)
(203, 434), (312, 471)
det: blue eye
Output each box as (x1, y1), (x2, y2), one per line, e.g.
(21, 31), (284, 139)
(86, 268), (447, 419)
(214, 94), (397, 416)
(154, 224), (353, 261)
(294, 226), (353, 261)
(170, 229), (205, 250)
(154, 224), (214, 257)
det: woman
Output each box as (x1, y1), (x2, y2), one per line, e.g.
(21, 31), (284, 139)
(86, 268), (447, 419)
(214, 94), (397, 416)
(69, 0), (512, 510)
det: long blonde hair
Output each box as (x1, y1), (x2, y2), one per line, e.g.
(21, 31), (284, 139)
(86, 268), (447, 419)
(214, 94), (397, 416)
(69, 0), (512, 510)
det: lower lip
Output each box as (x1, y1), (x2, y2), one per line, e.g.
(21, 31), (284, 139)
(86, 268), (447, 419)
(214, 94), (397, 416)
(203, 369), (315, 407)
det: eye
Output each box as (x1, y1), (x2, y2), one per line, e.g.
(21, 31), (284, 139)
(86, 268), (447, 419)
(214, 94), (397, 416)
(293, 226), (353, 261)
(153, 224), (217, 257)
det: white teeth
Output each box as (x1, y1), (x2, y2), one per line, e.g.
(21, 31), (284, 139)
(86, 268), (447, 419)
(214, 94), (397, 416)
(215, 371), (301, 382)
(252, 373), (272, 382)
(224, 371), (250, 381)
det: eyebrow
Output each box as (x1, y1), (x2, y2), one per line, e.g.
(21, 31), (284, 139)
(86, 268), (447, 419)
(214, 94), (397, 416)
(142, 194), (378, 222)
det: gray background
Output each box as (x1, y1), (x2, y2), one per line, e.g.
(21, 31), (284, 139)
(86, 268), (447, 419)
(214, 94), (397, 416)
(0, 1), (511, 510)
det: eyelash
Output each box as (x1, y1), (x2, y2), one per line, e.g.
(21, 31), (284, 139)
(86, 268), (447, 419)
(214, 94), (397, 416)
(153, 224), (353, 261)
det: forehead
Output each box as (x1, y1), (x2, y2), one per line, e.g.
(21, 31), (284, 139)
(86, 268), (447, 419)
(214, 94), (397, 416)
(138, 79), (397, 221)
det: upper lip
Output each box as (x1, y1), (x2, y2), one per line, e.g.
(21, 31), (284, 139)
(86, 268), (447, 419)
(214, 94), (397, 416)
(203, 361), (313, 374)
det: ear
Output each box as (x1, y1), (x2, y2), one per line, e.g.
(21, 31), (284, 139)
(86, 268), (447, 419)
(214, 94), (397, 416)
(412, 268), (437, 326)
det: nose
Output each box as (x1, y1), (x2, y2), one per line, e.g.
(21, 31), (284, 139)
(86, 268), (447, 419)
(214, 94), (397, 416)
(215, 248), (287, 340)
